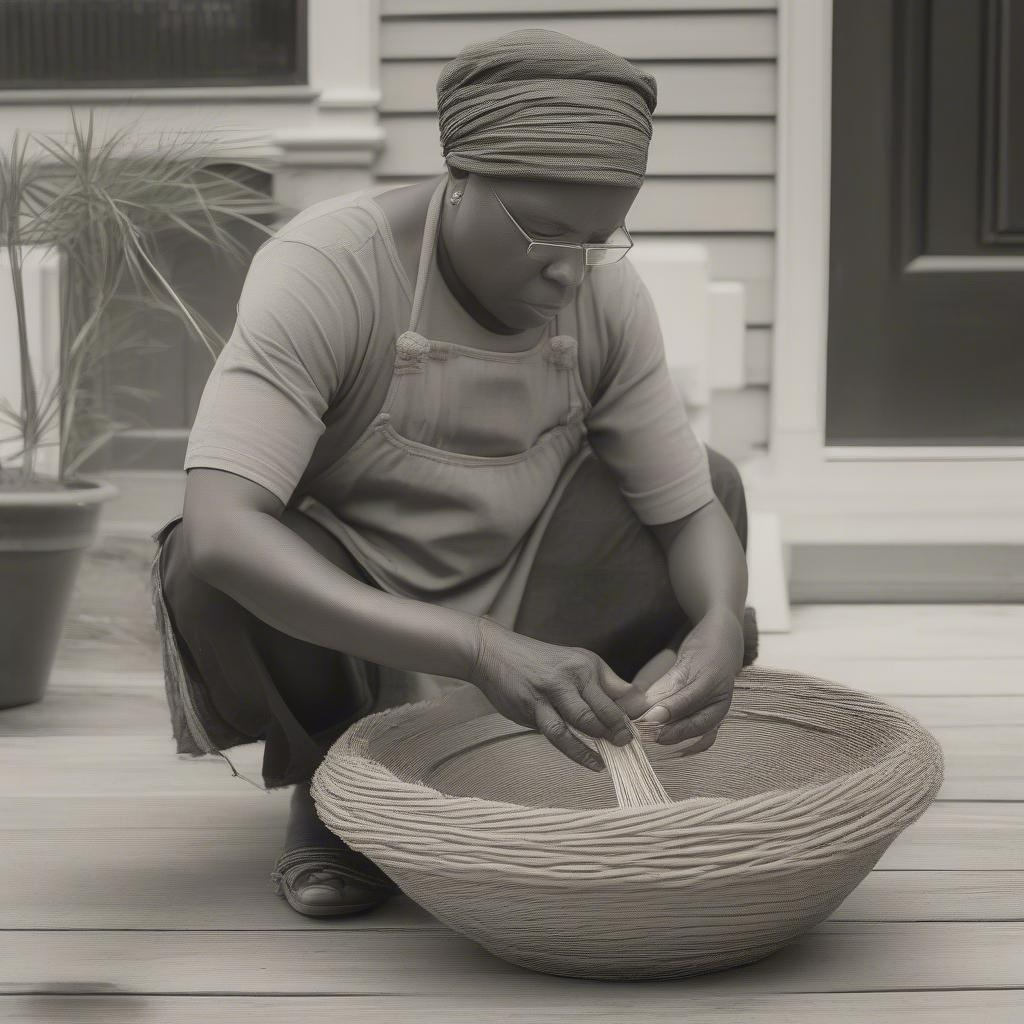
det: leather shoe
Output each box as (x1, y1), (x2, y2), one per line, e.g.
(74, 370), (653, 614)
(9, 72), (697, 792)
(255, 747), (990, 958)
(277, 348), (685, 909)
(271, 844), (399, 918)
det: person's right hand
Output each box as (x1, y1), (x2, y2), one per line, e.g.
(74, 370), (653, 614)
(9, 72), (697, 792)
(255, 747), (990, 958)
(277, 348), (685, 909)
(466, 615), (654, 772)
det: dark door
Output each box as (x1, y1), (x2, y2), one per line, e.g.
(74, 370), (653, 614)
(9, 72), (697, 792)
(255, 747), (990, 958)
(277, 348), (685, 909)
(826, 0), (1024, 445)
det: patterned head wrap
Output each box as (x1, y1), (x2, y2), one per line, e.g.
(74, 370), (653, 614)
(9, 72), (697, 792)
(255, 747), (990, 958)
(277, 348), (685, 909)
(436, 28), (657, 189)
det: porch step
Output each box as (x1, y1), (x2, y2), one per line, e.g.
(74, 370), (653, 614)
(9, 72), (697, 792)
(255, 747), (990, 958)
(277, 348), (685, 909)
(95, 465), (1024, 603)
(740, 452), (1024, 602)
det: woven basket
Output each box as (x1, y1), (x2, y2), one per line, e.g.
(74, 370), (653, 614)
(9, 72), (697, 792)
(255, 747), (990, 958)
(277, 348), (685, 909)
(310, 664), (944, 980)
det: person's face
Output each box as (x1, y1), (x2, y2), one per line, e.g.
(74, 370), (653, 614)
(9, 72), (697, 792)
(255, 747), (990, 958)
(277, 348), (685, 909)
(439, 171), (640, 332)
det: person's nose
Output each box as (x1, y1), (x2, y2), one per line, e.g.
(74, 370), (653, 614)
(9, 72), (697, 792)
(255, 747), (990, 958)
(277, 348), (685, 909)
(543, 251), (586, 287)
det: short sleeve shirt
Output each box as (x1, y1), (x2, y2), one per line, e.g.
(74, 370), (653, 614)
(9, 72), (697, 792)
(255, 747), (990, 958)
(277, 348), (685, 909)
(184, 187), (714, 526)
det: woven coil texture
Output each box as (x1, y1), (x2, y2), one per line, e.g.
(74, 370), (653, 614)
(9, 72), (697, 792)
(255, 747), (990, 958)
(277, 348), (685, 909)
(311, 664), (944, 980)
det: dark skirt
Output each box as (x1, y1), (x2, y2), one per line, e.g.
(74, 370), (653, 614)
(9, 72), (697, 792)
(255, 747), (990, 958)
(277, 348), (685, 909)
(150, 445), (757, 791)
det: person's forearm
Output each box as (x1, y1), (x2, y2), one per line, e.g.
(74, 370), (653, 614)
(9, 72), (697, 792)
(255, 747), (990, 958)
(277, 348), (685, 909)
(191, 509), (480, 682)
(663, 499), (748, 626)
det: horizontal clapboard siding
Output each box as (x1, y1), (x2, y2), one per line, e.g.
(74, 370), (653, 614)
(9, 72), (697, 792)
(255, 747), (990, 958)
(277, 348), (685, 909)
(375, 2), (778, 460)
(381, 60), (777, 116)
(371, 175), (775, 233)
(383, 1), (776, 13)
(375, 116), (775, 177)
(380, 11), (776, 58)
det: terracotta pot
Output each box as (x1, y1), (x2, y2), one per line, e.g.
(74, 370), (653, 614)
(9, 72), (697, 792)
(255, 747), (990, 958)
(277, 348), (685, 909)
(0, 477), (119, 708)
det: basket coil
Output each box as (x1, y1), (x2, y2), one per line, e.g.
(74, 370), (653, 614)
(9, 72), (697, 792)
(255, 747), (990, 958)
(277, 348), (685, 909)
(311, 664), (944, 980)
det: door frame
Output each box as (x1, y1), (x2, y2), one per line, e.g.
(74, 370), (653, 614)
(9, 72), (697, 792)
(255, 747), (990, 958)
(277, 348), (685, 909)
(771, 0), (1024, 467)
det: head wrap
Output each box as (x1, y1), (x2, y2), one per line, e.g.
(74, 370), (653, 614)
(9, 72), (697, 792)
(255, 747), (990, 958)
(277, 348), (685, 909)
(436, 28), (657, 189)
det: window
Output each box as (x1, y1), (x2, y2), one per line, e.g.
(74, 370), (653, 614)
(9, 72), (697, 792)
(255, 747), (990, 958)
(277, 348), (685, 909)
(0, 0), (306, 89)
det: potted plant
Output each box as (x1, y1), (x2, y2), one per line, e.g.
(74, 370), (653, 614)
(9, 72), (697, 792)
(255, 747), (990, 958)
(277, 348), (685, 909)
(0, 111), (284, 708)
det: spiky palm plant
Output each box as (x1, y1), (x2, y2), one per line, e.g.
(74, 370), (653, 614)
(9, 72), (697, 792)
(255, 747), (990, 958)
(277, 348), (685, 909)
(0, 109), (284, 486)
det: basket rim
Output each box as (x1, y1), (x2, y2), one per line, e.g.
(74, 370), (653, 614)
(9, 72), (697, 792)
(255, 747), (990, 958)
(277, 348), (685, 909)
(314, 663), (944, 828)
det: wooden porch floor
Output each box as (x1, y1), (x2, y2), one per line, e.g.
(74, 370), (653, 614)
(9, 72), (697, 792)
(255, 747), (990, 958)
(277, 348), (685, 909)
(1, 537), (1021, 1022)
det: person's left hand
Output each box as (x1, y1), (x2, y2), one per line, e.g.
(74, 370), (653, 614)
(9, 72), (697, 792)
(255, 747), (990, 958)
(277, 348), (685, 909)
(635, 606), (745, 750)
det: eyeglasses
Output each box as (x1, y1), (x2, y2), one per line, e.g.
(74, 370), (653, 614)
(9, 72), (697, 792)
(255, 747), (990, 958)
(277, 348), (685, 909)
(487, 185), (633, 282)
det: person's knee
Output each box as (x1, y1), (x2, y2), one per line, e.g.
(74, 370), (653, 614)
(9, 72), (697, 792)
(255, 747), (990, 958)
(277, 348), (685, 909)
(704, 446), (748, 553)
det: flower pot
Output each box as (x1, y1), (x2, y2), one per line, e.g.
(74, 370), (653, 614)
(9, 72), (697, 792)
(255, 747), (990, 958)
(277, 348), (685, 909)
(0, 477), (119, 709)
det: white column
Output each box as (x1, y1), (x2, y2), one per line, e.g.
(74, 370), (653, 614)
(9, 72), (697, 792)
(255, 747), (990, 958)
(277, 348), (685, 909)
(272, 0), (386, 209)
(769, 0), (833, 474)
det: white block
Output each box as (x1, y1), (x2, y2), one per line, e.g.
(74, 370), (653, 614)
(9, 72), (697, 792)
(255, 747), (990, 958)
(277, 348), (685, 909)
(667, 364), (707, 412)
(0, 246), (63, 478)
(688, 405), (712, 445)
(746, 509), (791, 633)
(627, 241), (712, 408)
(709, 280), (747, 389)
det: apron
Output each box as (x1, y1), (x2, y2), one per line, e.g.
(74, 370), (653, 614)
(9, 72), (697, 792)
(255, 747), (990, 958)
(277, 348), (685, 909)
(295, 177), (595, 704)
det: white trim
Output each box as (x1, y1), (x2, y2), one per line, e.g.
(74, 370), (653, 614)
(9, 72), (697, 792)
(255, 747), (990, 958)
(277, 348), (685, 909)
(746, 511), (791, 632)
(769, 0), (833, 472)
(906, 255), (1024, 272)
(824, 446), (1024, 461)
(273, 126), (387, 150)
(0, 85), (320, 105)
(0, 1), (386, 190)
(272, 125), (387, 169)
(0, 82), (382, 112)
(741, 451), (1024, 545)
(309, 0), (380, 115)
(318, 88), (385, 110)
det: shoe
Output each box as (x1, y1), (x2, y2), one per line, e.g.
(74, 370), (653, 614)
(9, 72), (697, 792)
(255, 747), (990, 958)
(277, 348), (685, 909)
(270, 844), (400, 918)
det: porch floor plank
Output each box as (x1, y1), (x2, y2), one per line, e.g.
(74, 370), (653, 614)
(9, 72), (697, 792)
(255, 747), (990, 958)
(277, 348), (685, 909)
(3, 991), (1022, 1024)
(2, 561), (1020, 1020)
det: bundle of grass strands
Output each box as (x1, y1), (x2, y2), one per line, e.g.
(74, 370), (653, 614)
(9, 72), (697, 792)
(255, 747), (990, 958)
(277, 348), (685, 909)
(311, 664), (944, 980)
(572, 714), (672, 807)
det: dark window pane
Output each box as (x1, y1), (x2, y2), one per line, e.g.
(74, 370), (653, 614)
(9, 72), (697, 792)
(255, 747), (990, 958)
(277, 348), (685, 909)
(0, 1), (306, 88)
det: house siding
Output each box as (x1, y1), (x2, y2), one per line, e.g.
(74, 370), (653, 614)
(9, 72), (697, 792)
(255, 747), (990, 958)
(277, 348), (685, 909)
(375, 0), (777, 461)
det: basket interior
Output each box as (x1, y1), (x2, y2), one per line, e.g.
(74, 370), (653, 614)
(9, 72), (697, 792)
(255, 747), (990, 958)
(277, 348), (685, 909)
(356, 676), (904, 810)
